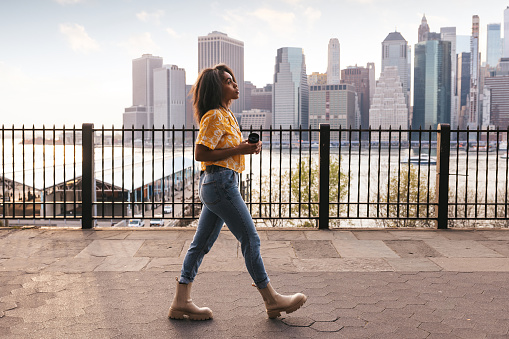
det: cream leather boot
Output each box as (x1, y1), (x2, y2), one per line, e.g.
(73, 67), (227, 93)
(168, 279), (213, 320)
(256, 282), (307, 319)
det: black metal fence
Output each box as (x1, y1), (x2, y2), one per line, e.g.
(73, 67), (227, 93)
(1, 124), (508, 229)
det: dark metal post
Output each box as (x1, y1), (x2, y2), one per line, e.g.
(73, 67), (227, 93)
(435, 124), (450, 229)
(82, 123), (94, 229)
(319, 124), (330, 229)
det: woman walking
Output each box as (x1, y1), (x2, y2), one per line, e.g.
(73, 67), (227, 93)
(168, 64), (307, 320)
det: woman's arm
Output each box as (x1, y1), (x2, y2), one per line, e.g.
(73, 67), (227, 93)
(195, 141), (261, 162)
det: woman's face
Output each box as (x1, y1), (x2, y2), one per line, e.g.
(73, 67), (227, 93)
(221, 72), (239, 105)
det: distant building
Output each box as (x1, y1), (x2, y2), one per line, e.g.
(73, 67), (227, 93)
(309, 84), (356, 141)
(240, 109), (272, 140)
(418, 15), (430, 42)
(153, 65), (186, 144)
(413, 40), (452, 131)
(469, 15), (481, 128)
(484, 75), (509, 128)
(273, 47), (309, 140)
(198, 31), (244, 114)
(341, 65), (370, 130)
(124, 54), (163, 136)
(123, 106), (148, 141)
(243, 81), (256, 111)
(457, 53), (471, 129)
(308, 72), (327, 86)
(441, 27), (458, 130)
(381, 31), (411, 106)
(251, 84), (272, 112)
(369, 66), (408, 140)
(486, 23), (503, 68)
(327, 38), (340, 85)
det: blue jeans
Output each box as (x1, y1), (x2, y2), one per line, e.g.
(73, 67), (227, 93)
(179, 166), (270, 289)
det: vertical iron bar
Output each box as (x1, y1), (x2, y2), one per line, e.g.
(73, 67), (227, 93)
(22, 126), (26, 218)
(367, 126), (372, 218)
(386, 127), (392, 219)
(356, 127), (362, 218)
(465, 127), (470, 218)
(396, 126), (402, 220)
(111, 125), (115, 219)
(376, 126), (382, 218)
(485, 129), (490, 217)
(101, 125), (105, 218)
(53, 126), (56, 219)
(454, 128), (460, 219)
(347, 128), (352, 218)
(63, 125), (66, 219)
(435, 124), (450, 229)
(73, 125), (76, 217)
(81, 123), (94, 229)
(319, 124), (330, 229)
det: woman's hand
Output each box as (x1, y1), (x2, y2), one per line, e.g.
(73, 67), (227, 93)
(237, 140), (262, 155)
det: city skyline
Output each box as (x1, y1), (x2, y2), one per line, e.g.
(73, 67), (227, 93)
(0, 0), (507, 126)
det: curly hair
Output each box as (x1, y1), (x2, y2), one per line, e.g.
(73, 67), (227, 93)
(191, 64), (236, 123)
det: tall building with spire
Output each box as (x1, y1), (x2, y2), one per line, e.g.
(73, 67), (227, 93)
(198, 31), (244, 113)
(273, 47), (309, 139)
(327, 38), (340, 85)
(381, 31), (411, 106)
(469, 15), (480, 128)
(418, 15), (430, 42)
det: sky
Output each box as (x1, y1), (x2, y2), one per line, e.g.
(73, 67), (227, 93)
(0, 0), (507, 127)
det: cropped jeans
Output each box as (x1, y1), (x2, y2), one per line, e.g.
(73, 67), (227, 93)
(179, 166), (270, 289)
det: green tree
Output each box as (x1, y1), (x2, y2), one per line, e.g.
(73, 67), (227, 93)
(377, 164), (435, 227)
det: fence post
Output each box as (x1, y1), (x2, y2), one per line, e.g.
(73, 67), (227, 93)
(319, 124), (330, 229)
(435, 124), (450, 229)
(82, 123), (94, 229)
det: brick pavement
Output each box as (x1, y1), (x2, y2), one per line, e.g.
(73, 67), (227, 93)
(1, 227), (509, 338)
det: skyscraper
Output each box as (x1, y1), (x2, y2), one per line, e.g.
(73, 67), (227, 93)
(469, 15), (481, 127)
(123, 54), (163, 141)
(484, 75), (509, 128)
(440, 27), (457, 129)
(487, 23), (503, 67)
(153, 65), (186, 143)
(132, 54), (163, 127)
(457, 52), (471, 129)
(413, 40), (452, 131)
(381, 31), (411, 106)
(198, 31), (244, 113)
(309, 84), (356, 141)
(327, 38), (340, 85)
(341, 65), (370, 129)
(273, 47), (309, 137)
(418, 15), (430, 42)
(369, 66), (408, 140)
(504, 7), (509, 57)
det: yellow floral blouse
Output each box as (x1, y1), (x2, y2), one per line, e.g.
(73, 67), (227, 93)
(196, 107), (245, 173)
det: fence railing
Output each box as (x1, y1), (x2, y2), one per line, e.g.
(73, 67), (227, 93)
(1, 123), (508, 229)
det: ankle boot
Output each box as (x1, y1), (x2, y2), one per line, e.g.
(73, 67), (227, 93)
(256, 282), (307, 319)
(168, 278), (213, 320)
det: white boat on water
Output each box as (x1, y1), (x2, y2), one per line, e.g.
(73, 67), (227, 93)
(400, 154), (437, 165)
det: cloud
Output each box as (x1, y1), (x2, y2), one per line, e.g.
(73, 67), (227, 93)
(136, 10), (165, 24)
(118, 32), (159, 57)
(251, 8), (296, 35)
(53, 0), (84, 4)
(304, 7), (321, 27)
(59, 23), (99, 53)
(166, 28), (180, 38)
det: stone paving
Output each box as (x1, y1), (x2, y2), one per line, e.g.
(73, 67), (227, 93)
(1, 227), (509, 338)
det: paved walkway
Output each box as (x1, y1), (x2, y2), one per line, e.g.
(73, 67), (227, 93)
(1, 227), (509, 338)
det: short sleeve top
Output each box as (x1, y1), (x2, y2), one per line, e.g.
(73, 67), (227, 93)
(196, 107), (245, 173)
